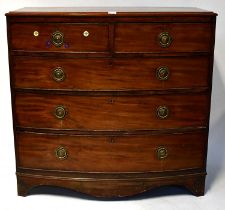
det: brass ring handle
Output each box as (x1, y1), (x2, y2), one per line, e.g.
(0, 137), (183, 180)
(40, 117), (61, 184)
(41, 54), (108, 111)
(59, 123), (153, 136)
(51, 31), (64, 47)
(55, 105), (67, 119)
(156, 146), (168, 160)
(156, 66), (169, 81)
(52, 67), (65, 82)
(55, 146), (68, 160)
(157, 106), (169, 119)
(158, 32), (172, 48)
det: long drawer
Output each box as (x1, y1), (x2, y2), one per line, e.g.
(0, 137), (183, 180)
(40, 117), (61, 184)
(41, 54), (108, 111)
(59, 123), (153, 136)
(16, 131), (207, 172)
(10, 23), (109, 52)
(114, 23), (212, 53)
(13, 56), (210, 90)
(15, 93), (209, 130)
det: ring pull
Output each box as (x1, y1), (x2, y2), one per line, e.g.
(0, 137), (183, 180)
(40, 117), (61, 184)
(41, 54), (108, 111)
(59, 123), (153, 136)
(158, 32), (172, 48)
(156, 66), (169, 81)
(55, 105), (67, 119)
(157, 106), (169, 119)
(156, 146), (168, 160)
(55, 146), (68, 160)
(52, 31), (64, 47)
(52, 67), (65, 82)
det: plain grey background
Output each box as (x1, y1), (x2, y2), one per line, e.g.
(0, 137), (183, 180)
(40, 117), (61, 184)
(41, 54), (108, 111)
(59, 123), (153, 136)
(0, 1), (224, 210)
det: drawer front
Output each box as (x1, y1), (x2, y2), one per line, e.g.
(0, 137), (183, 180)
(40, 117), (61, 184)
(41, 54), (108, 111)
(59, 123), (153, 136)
(15, 93), (209, 130)
(115, 23), (212, 53)
(10, 23), (109, 52)
(16, 132), (207, 172)
(13, 56), (210, 90)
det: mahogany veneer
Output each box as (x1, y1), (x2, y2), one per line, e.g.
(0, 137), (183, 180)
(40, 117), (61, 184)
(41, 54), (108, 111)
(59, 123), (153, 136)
(13, 56), (210, 90)
(6, 7), (217, 198)
(15, 93), (209, 130)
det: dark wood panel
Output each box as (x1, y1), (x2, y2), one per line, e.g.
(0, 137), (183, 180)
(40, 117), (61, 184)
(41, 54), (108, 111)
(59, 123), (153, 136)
(14, 87), (210, 96)
(17, 172), (206, 197)
(11, 51), (210, 57)
(16, 132), (207, 172)
(10, 23), (109, 52)
(13, 56), (210, 90)
(15, 93), (209, 130)
(7, 16), (215, 24)
(115, 23), (212, 53)
(17, 166), (205, 179)
(16, 127), (207, 136)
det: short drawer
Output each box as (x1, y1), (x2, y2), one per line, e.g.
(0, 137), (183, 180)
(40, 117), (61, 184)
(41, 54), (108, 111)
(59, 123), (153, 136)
(16, 132), (207, 172)
(114, 23), (212, 53)
(15, 93), (209, 130)
(13, 56), (210, 90)
(10, 23), (109, 52)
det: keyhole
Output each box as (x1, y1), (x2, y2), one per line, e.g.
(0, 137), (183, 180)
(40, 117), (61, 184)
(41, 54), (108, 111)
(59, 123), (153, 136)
(108, 98), (115, 104)
(109, 137), (115, 143)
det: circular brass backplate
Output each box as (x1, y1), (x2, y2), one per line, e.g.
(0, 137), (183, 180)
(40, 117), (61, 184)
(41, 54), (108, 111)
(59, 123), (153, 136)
(157, 106), (169, 119)
(157, 146), (168, 160)
(52, 67), (65, 82)
(156, 66), (170, 81)
(55, 146), (68, 160)
(52, 31), (64, 47)
(158, 32), (172, 48)
(55, 105), (67, 119)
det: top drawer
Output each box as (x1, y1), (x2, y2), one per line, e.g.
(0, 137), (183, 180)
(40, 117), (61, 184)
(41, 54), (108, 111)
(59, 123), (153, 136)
(114, 23), (212, 53)
(10, 23), (109, 52)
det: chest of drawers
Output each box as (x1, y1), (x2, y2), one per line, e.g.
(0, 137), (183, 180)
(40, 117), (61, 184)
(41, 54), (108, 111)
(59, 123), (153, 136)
(6, 7), (217, 198)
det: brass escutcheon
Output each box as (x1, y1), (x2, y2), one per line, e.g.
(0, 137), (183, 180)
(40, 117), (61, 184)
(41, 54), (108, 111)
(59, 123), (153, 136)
(55, 146), (68, 160)
(158, 32), (172, 48)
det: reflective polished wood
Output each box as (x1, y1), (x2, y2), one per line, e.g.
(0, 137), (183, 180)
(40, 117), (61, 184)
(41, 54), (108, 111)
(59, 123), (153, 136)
(6, 7), (217, 198)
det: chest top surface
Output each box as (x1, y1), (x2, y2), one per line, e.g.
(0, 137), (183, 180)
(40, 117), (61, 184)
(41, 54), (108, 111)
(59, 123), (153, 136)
(6, 7), (217, 16)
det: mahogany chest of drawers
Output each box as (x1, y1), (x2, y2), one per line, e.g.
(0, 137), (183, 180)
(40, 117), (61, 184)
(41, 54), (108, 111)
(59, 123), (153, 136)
(6, 7), (217, 198)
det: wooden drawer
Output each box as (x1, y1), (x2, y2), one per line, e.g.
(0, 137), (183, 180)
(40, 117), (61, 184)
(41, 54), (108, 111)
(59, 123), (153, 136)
(10, 23), (109, 52)
(16, 132), (207, 172)
(15, 93), (209, 130)
(13, 56), (210, 90)
(114, 23), (212, 53)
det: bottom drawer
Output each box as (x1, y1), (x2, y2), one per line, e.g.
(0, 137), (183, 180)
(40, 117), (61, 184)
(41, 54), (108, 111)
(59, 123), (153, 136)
(16, 132), (207, 173)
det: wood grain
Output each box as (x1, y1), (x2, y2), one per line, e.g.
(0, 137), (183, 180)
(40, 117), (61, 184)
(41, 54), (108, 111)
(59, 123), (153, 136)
(10, 23), (109, 52)
(16, 132), (207, 172)
(6, 7), (216, 198)
(16, 172), (206, 197)
(13, 56), (210, 90)
(15, 93), (209, 130)
(115, 23), (212, 53)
